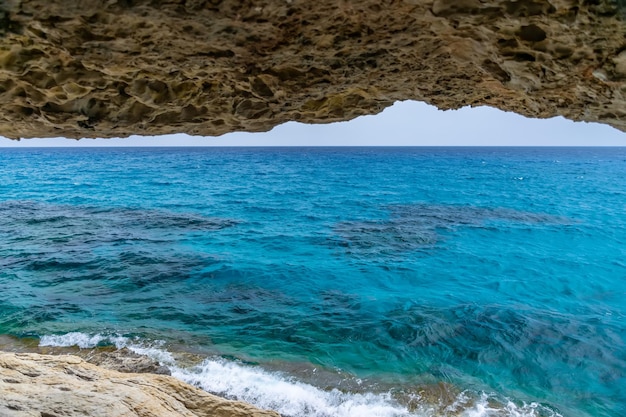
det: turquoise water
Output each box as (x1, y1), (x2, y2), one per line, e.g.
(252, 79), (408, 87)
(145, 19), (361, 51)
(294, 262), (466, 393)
(0, 147), (624, 417)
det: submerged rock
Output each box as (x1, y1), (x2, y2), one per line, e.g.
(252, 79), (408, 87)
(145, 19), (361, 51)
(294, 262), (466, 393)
(0, 351), (280, 417)
(84, 348), (172, 376)
(0, 0), (625, 139)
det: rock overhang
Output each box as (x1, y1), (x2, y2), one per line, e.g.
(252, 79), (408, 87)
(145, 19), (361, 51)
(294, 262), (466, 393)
(0, 0), (625, 140)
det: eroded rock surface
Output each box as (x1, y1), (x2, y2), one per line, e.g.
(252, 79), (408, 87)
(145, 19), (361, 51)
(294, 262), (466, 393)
(82, 348), (173, 376)
(0, 0), (625, 139)
(0, 352), (280, 417)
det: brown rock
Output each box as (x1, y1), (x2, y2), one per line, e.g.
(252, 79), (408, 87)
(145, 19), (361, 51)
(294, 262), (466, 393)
(0, 352), (280, 417)
(612, 50), (626, 79)
(84, 348), (172, 376)
(0, 0), (625, 140)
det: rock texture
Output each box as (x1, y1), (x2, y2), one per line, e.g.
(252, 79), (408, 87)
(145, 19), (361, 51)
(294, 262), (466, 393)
(0, 337), (172, 376)
(0, 352), (280, 417)
(0, 0), (625, 139)
(81, 348), (173, 376)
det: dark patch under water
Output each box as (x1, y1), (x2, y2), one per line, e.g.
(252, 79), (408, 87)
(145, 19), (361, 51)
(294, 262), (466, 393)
(333, 204), (574, 256)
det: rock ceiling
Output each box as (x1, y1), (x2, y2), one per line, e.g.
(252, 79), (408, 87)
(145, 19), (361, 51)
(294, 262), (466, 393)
(0, 0), (625, 139)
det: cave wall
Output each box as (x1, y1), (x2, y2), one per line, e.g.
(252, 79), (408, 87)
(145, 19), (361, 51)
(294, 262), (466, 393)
(0, 0), (625, 139)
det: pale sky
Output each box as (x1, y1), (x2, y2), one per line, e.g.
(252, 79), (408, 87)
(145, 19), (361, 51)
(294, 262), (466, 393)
(0, 100), (623, 147)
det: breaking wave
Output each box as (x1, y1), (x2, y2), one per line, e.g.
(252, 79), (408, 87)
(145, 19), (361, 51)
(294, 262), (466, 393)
(39, 332), (563, 417)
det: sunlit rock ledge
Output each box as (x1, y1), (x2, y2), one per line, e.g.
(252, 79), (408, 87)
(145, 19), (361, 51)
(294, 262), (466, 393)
(0, 351), (279, 417)
(0, 0), (625, 140)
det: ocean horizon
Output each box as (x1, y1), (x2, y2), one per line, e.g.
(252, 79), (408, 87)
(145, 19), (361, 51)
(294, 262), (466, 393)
(1, 146), (624, 417)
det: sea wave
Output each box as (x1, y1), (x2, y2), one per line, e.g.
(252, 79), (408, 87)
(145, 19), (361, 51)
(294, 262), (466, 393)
(38, 332), (562, 417)
(39, 332), (175, 365)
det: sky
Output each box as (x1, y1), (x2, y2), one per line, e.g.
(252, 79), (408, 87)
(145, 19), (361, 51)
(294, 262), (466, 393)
(0, 100), (624, 147)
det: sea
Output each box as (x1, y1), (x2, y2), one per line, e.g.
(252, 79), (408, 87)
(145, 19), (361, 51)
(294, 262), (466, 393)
(0, 147), (624, 417)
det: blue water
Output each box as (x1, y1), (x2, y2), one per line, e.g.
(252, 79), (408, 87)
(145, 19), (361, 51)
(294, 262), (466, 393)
(0, 147), (625, 417)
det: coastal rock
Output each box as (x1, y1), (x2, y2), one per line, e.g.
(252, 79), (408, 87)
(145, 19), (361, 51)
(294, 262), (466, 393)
(0, 337), (171, 376)
(0, 352), (280, 417)
(0, 0), (625, 139)
(83, 348), (172, 376)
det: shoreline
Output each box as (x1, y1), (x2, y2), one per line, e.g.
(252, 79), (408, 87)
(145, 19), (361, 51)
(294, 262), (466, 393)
(0, 335), (569, 417)
(0, 347), (280, 417)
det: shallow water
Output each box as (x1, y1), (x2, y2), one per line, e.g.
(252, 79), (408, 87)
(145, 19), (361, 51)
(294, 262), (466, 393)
(0, 147), (625, 417)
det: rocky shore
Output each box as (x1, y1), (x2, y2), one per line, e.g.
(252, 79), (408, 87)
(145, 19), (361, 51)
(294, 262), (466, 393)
(0, 350), (279, 417)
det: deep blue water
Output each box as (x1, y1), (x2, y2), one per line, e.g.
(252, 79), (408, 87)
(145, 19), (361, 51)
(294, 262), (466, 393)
(0, 147), (625, 417)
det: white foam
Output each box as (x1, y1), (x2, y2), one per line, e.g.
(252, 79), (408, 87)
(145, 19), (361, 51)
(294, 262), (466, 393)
(172, 360), (563, 417)
(460, 393), (562, 417)
(38, 332), (175, 364)
(39, 333), (562, 417)
(124, 342), (176, 365)
(171, 358), (414, 417)
(39, 332), (128, 349)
